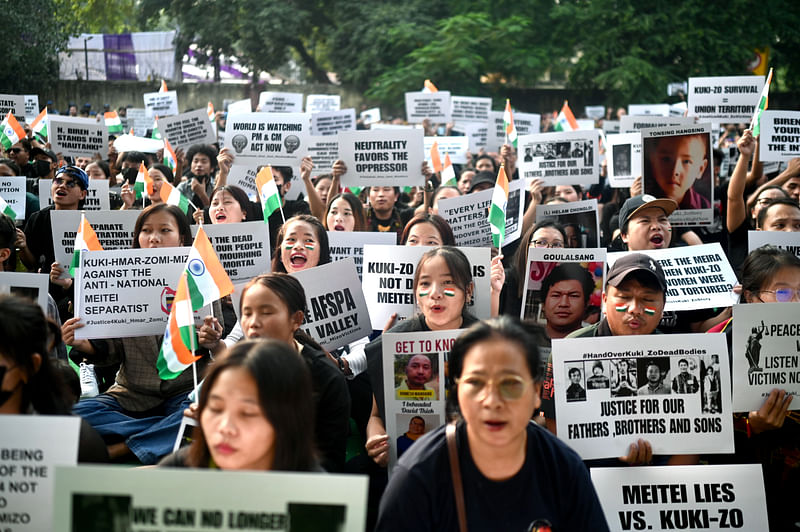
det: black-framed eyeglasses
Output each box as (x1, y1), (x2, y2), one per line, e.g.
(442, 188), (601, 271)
(531, 239), (564, 249)
(53, 177), (79, 188)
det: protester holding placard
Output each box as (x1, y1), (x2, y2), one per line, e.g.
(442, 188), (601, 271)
(271, 214), (330, 274)
(121, 163), (173, 210)
(399, 213), (456, 247)
(176, 144), (218, 208)
(264, 165), (311, 246)
(325, 192), (366, 232)
(86, 160), (124, 209)
(159, 339), (320, 472)
(61, 204), (206, 464)
(425, 185), (460, 217)
(376, 317), (608, 531)
(365, 185), (414, 243)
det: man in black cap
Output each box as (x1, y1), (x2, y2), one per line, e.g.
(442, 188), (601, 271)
(618, 194), (677, 252)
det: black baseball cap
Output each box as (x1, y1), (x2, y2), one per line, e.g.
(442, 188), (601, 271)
(619, 194), (677, 232)
(607, 252), (667, 293)
(468, 171), (496, 193)
(30, 147), (57, 163)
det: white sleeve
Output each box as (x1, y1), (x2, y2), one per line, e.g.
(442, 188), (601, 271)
(222, 319), (244, 348)
(341, 336), (370, 378)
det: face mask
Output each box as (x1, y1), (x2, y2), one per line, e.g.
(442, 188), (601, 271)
(33, 160), (52, 177)
(122, 167), (138, 184)
(0, 366), (19, 409)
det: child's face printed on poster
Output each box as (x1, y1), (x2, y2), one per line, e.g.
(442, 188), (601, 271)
(648, 135), (708, 205)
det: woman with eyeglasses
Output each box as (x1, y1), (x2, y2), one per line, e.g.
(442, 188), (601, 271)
(376, 317), (608, 531)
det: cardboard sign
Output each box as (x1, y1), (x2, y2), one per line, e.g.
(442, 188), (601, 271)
(0, 93), (25, 117)
(423, 136), (469, 165)
(585, 105), (605, 119)
(0, 176), (27, 219)
(450, 96), (492, 125)
(75, 247), (202, 339)
(24, 94), (39, 122)
(486, 110), (541, 152)
(360, 107), (381, 125)
(226, 98), (252, 115)
(113, 134), (164, 154)
(327, 230), (396, 279)
(518, 130), (599, 186)
(732, 303), (800, 412)
(437, 178), (525, 247)
(607, 244), (737, 312)
(39, 178), (110, 210)
(306, 94), (341, 113)
(53, 465), (368, 532)
(51, 210), (140, 277)
(125, 108), (151, 136)
(191, 222), (270, 284)
(292, 259), (372, 350)
(605, 133), (643, 188)
(688, 76), (766, 122)
(552, 333), (734, 459)
(602, 120), (621, 134)
(257, 91), (303, 113)
(536, 199), (601, 249)
(758, 110), (800, 162)
(0, 416), (80, 532)
(362, 245), (491, 329)
(311, 109), (356, 136)
(591, 465), (769, 531)
(337, 128), (424, 187)
(306, 136), (339, 175)
(143, 90), (179, 118)
(620, 115), (696, 132)
(157, 109), (217, 153)
(382, 330), (463, 471)
(452, 122), (487, 153)
(641, 123), (714, 226)
(628, 104), (670, 117)
(404, 91), (451, 123)
(520, 247), (605, 322)
(224, 112), (309, 165)
(748, 230), (800, 257)
(226, 162), (263, 201)
(0, 271), (49, 312)
(48, 115), (109, 159)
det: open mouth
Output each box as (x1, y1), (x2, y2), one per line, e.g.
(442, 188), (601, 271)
(55, 189), (68, 197)
(484, 420), (507, 431)
(650, 234), (664, 247)
(215, 212), (227, 222)
(430, 304), (445, 313)
(290, 252), (308, 267)
(334, 224), (345, 231)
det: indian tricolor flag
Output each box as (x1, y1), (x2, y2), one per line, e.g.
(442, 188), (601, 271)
(69, 214), (103, 277)
(503, 99), (517, 148)
(441, 154), (456, 186)
(30, 108), (48, 142)
(430, 141), (443, 173)
(157, 227), (234, 379)
(256, 166), (283, 221)
(422, 79), (438, 93)
(104, 111), (123, 134)
(554, 101), (579, 132)
(151, 116), (161, 140)
(163, 138), (178, 171)
(750, 67), (773, 137)
(159, 80), (168, 93)
(0, 194), (16, 221)
(159, 180), (190, 214)
(207, 101), (215, 122)
(0, 112), (25, 151)
(133, 162), (154, 199)
(488, 165), (509, 248)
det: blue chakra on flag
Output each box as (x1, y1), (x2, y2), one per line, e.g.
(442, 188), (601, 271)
(188, 258), (206, 277)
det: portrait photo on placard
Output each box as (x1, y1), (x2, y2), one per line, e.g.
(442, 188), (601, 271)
(585, 360), (610, 391)
(643, 130), (712, 211)
(72, 494), (132, 532)
(564, 361), (587, 403)
(393, 353), (440, 401)
(699, 354), (723, 414)
(612, 143), (631, 176)
(636, 357), (672, 396)
(610, 358), (638, 398)
(669, 355), (700, 394)
(395, 413), (440, 459)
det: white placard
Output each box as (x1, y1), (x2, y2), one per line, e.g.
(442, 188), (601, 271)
(0, 271), (49, 312)
(1, 416), (80, 532)
(39, 178), (110, 210)
(327, 231), (397, 279)
(486, 110), (541, 152)
(306, 94), (341, 113)
(670, 101), (689, 117)
(362, 245), (491, 329)
(224, 112), (309, 166)
(383, 330), (462, 471)
(0, 93), (25, 116)
(257, 91), (303, 113)
(605, 133), (643, 187)
(452, 122), (487, 153)
(51, 210), (141, 278)
(423, 136), (469, 165)
(688, 75), (765, 122)
(306, 136), (339, 175)
(125, 108), (150, 136)
(620, 115), (696, 132)
(311, 109), (356, 136)
(748, 230), (800, 257)
(585, 105), (605, 119)
(191, 221), (270, 284)
(48, 115), (109, 159)
(602, 120), (621, 134)
(628, 104), (670, 117)
(758, 110), (800, 162)
(641, 123), (714, 226)
(143, 90), (179, 118)
(75, 247), (202, 339)
(226, 162), (262, 201)
(404, 91), (451, 123)
(607, 244), (737, 312)
(53, 465), (367, 532)
(360, 107), (381, 125)
(450, 96), (492, 125)
(732, 303), (800, 412)
(552, 333), (734, 459)
(591, 465), (769, 532)
(112, 133), (164, 154)
(24, 94), (39, 122)
(291, 259), (372, 350)
(226, 98), (252, 115)
(157, 109), (217, 153)
(518, 130), (599, 186)
(535, 198), (601, 248)
(437, 178), (525, 247)
(0, 176), (27, 219)
(337, 128), (424, 187)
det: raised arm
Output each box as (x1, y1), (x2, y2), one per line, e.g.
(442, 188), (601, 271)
(726, 129), (755, 233)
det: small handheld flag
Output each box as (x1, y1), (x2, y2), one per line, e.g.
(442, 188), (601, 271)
(163, 138), (178, 171)
(554, 101), (579, 132)
(488, 165), (509, 248)
(159, 80), (168, 93)
(430, 141), (443, 173)
(256, 166), (283, 222)
(104, 111), (123, 134)
(0, 194), (17, 221)
(30, 108), (48, 142)
(503, 99), (517, 148)
(133, 162), (154, 199)
(159, 180), (191, 214)
(441, 154), (456, 186)
(69, 214), (103, 277)
(0, 112), (26, 151)
(423, 80), (438, 93)
(750, 68), (773, 137)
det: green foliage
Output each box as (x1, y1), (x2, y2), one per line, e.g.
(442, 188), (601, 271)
(55, 0), (139, 34)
